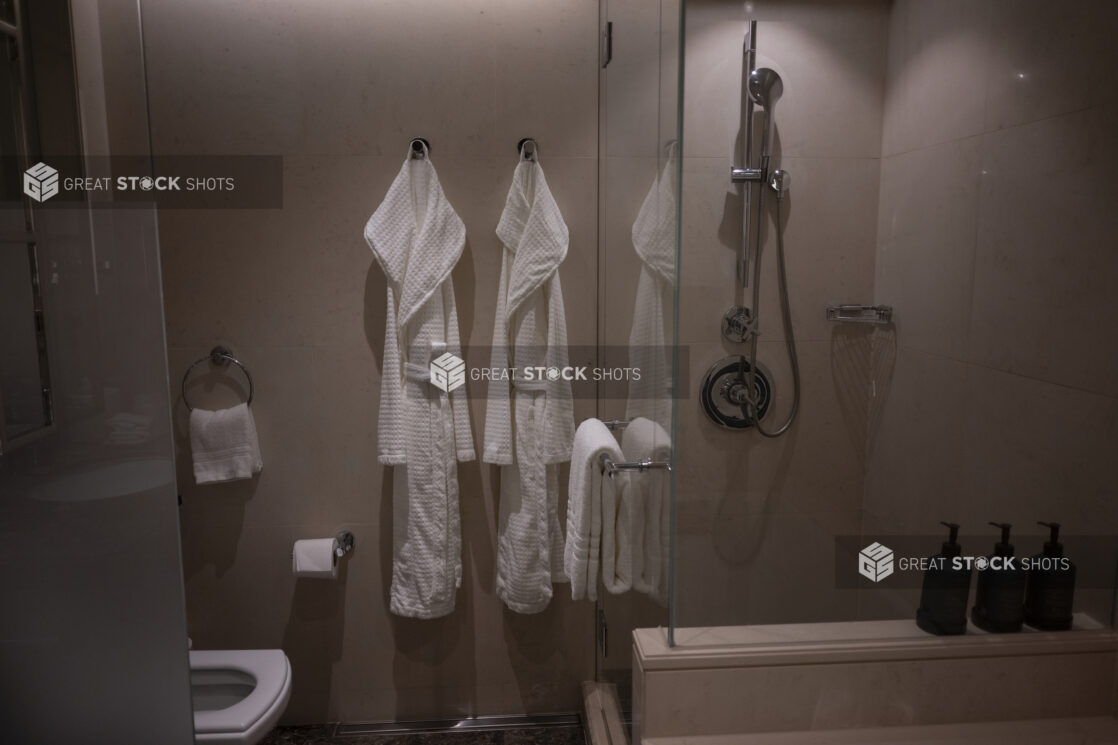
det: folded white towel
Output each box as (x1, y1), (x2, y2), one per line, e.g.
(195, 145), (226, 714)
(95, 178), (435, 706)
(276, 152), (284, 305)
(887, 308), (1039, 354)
(621, 417), (672, 603)
(189, 403), (263, 485)
(564, 418), (630, 601)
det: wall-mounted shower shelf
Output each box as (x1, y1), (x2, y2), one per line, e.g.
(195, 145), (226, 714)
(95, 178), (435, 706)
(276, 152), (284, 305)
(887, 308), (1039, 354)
(826, 305), (893, 325)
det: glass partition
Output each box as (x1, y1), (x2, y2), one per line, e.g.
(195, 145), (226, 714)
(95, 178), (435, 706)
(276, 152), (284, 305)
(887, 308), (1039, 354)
(670, 0), (1118, 644)
(597, 0), (683, 705)
(0, 1), (194, 741)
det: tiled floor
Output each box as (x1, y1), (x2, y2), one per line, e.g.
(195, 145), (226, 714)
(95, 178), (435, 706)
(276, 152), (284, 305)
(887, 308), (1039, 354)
(261, 725), (587, 745)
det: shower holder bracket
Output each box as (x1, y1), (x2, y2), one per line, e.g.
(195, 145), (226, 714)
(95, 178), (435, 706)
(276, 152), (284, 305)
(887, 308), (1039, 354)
(730, 166), (765, 184)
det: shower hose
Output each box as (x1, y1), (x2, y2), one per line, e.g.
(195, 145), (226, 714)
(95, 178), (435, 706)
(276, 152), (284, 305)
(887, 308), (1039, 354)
(742, 180), (800, 437)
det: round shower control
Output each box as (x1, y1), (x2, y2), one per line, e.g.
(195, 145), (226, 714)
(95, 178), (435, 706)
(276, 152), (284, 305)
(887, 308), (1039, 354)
(700, 356), (773, 429)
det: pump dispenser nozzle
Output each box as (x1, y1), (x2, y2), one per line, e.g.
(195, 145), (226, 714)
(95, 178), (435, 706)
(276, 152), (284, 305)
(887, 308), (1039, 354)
(916, 520), (971, 635)
(988, 522), (1014, 557)
(1038, 521), (1064, 557)
(939, 521), (961, 557)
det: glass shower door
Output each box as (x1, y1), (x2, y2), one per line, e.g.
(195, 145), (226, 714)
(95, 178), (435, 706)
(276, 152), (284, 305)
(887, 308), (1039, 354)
(595, 0), (683, 711)
(0, 2), (194, 741)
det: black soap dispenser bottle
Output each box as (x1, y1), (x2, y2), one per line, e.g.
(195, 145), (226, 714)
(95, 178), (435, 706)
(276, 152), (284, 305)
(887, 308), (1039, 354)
(916, 522), (972, 635)
(1024, 521), (1076, 631)
(971, 522), (1027, 633)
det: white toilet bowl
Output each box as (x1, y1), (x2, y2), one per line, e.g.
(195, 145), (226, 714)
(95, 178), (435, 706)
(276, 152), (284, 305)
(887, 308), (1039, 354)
(190, 649), (292, 745)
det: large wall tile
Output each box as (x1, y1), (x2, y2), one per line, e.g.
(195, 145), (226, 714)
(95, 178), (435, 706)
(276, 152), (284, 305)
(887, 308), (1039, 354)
(881, 0), (993, 156)
(875, 137), (981, 359)
(864, 348), (968, 533)
(968, 107), (1118, 397)
(983, 0), (1097, 131)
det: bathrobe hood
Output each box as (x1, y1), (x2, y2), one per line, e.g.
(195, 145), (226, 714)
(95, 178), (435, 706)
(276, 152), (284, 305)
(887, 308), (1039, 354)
(366, 156), (467, 330)
(484, 160), (574, 467)
(495, 161), (569, 320)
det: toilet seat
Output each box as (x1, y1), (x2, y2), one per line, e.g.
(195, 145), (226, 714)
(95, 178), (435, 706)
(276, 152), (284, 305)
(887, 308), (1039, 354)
(191, 649), (291, 744)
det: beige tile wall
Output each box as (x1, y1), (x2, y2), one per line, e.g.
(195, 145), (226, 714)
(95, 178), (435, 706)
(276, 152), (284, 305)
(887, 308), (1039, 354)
(866, 0), (1118, 620)
(146, 0), (601, 723)
(673, 0), (890, 628)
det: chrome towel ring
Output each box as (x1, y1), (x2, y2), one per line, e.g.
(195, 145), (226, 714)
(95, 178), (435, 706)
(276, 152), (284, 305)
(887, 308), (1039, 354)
(181, 346), (254, 412)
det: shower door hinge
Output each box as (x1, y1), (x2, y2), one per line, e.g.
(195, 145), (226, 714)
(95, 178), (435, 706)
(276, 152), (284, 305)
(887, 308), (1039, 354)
(601, 22), (613, 68)
(598, 608), (609, 658)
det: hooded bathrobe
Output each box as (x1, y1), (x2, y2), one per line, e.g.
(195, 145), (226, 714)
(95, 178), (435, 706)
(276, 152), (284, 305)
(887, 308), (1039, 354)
(484, 155), (575, 613)
(626, 146), (678, 431)
(365, 146), (474, 619)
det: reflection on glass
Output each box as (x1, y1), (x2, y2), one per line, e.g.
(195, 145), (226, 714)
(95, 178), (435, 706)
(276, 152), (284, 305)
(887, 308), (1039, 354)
(626, 141), (678, 431)
(0, 242), (50, 444)
(1, 35), (26, 205)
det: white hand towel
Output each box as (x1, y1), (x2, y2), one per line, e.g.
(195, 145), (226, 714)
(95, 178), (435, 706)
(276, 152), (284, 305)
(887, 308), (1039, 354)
(621, 417), (672, 603)
(365, 143), (474, 619)
(486, 155), (575, 614)
(565, 418), (630, 601)
(626, 146), (678, 430)
(188, 403), (262, 485)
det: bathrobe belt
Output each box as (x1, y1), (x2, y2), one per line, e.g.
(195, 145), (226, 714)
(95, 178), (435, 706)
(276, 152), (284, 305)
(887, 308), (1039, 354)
(511, 376), (548, 393)
(403, 362), (430, 384)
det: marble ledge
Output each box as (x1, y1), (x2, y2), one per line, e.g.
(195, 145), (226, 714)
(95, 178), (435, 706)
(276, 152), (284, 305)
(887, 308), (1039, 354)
(642, 716), (1118, 745)
(635, 615), (1118, 671)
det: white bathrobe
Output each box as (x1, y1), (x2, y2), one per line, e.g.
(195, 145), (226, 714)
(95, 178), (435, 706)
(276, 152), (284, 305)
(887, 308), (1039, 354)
(626, 147), (678, 431)
(484, 157), (575, 613)
(365, 148), (474, 619)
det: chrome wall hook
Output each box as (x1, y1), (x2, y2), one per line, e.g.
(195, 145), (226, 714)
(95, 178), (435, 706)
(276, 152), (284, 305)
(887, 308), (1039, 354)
(518, 137), (538, 161)
(409, 138), (430, 159)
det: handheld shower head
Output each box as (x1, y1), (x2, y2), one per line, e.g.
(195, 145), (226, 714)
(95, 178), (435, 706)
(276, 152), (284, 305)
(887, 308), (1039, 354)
(747, 68), (783, 165)
(747, 68), (783, 110)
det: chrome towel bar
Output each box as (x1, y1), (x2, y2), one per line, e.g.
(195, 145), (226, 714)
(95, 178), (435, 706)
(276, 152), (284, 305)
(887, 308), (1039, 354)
(599, 452), (672, 478)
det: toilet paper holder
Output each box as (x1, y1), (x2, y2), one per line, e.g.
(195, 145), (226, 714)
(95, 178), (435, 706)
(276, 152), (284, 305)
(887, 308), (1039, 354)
(335, 531), (355, 561)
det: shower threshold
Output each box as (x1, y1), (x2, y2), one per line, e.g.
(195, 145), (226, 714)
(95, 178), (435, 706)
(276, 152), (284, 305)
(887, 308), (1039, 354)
(335, 713), (583, 737)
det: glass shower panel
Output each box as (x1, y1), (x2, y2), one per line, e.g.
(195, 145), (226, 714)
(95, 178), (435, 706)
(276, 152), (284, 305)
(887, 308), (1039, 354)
(668, 0), (1118, 644)
(596, 0), (682, 706)
(0, 1), (194, 741)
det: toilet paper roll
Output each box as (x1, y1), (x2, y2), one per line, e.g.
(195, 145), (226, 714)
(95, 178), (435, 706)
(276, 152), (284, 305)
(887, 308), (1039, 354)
(292, 537), (338, 579)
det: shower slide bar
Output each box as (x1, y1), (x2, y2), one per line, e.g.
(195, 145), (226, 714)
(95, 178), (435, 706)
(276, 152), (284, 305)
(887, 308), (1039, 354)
(734, 20), (760, 287)
(599, 452), (672, 478)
